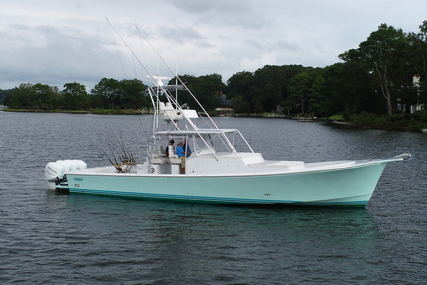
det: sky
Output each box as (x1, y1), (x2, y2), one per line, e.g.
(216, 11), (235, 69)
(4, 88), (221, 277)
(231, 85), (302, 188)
(1, 0), (427, 91)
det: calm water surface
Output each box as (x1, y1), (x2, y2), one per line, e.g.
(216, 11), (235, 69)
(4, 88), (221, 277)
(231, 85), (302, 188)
(0, 112), (426, 284)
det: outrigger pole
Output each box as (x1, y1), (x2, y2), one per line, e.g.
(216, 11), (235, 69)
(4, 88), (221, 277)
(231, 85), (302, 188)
(106, 18), (221, 160)
(134, 26), (244, 156)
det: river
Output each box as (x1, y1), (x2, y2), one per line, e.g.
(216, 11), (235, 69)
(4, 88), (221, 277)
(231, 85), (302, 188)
(0, 111), (426, 284)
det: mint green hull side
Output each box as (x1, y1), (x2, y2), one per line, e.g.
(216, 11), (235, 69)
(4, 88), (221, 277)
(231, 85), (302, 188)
(67, 162), (387, 207)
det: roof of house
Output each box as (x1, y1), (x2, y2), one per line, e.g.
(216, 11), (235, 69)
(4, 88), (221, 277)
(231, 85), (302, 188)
(215, 107), (234, 111)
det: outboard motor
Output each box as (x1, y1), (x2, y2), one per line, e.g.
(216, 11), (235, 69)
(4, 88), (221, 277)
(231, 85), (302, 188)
(45, 160), (87, 189)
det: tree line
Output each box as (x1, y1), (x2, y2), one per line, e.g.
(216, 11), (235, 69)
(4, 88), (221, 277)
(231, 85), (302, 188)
(226, 21), (427, 118)
(2, 78), (149, 110)
(2, 21), (427, 121)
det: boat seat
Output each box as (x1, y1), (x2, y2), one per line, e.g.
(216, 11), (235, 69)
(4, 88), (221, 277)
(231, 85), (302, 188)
(167, 145), (181, 164)
(169, 155), (181, 164)
(152, 155), (166, 164)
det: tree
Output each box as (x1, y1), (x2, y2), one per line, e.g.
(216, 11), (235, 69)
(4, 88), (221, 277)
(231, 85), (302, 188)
(197, 75), (220, 110)
(227, 71), (254, 111)
(90, 78), (119, 109)
(0, 89), (13, 105)
(405, 21), (427, 112)
(252, 65), (286, 112)
(118, 79), (147, 109)
(288, 72), (311, 114)
(4, 83), (61, 109)
(231, 95), (250, 114)
(322, 62), (381, 115)
(6, 84), (36, 109)
(340, 23), (406, 116)
(308, 75), (328, 117)
(32, 83), (57, 109)
(63, 82), (89, 110)
(172, 73), (225, 111)
(170, 74), (198, 108)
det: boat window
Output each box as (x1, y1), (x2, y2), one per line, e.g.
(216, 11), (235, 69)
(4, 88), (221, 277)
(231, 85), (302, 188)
(191, 132), (252, 155)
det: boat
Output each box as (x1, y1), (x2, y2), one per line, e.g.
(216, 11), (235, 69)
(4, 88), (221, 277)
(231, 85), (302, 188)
(44, 73), (411, 206)
(44, 35), (411, 207)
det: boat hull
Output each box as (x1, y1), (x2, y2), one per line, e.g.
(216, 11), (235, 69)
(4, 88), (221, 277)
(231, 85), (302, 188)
(65, 161), (388, 207)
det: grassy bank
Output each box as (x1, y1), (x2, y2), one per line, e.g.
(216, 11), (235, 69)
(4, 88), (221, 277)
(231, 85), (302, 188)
(347, 112), (427, 131)
(2, 108), (146, 115)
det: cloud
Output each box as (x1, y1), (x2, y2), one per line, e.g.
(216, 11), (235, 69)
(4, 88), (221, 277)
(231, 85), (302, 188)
(0, 20), (120, 89)
(240, 52), (278, 72)
(161, 0), (269, 30)
(1, 0), (427, 90)
(162, 0), (251, 16)
(275, 40), (302, 52)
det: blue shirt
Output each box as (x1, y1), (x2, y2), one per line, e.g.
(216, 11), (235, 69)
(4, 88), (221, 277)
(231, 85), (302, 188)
(184, 145), (192, 157)
(176, 145), (185, 157)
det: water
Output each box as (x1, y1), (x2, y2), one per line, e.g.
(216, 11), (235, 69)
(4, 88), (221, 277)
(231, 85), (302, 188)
(0, 112), (426, 284)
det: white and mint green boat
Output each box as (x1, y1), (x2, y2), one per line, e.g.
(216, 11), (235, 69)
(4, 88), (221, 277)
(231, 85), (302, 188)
(45, 75), (411, 207)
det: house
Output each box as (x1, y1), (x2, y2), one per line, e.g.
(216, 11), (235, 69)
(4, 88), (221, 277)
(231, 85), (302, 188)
(412, 75), (424, 113)
(215, 107), (234, 116)
(399, 75), (425, 113)
(219, 94), (232, 107)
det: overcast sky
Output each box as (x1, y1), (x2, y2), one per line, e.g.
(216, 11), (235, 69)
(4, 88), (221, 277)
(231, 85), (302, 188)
(1, 0), (426, 90)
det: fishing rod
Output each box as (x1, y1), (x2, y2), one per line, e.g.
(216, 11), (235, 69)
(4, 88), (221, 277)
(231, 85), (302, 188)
(106, 18), (221, 161)
(133, 26), (239, 157)
(134, 26), (218, 128)
(97, 144), (116, 168)
(122, 138), (136, 163)
(105, 18), (182, 130)
(111, 128), (135, 164)
(118, 130), (135, 163)
(107, 127), (129, 162)
(106, 133), (121, 160)
(105, 135), (123, 172)
(109, 128), (126, 160)
(107, 127), (137, 168)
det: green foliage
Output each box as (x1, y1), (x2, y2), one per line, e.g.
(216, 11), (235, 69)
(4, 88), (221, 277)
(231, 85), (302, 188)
(4, 83), (61, 109)
(328, 114), (344, 120)
(221, 19), (427, 120)
(227, 71), (254, 111)
(308, 75), (327, 116)
(90, 78), (120, 109)
(340, 23), (413, 117)
(5, 78), (150, 111)
(169, 73), (225, 111)
(197, 74), (223, 110)
(231, 95), (250, 114)
(0, 89), (13, 104)
(63, 82), (89, 110)
(251, 65), (287, 112)
(89, 78), (148, 110)
(119, 79), (148, 109)
(350, 112), (394, 129)
(4, 19), (427, 126)
(288, 72), (311, 114)
(348, 112), (427, 130)
(89, 109), (141, 115)
(407, 118), (427, 131)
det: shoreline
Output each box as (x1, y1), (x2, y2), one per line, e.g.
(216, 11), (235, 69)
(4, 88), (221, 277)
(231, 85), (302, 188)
(2, 108), (425, 132)
(1, 108), (147, 115)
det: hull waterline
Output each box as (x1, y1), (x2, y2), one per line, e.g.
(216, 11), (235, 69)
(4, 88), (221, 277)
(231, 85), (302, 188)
(65, 161), (388, 207)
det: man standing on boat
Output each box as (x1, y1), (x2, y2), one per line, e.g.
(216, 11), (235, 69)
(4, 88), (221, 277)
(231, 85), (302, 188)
(176, 141), (185, 174)
(183, 140), (192, 157)
(165, 140), (174, 157)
